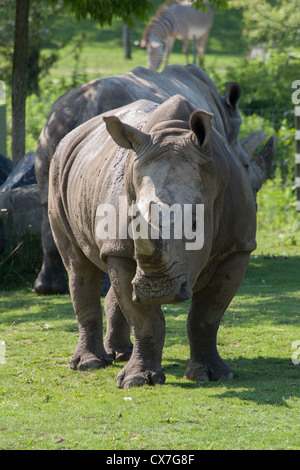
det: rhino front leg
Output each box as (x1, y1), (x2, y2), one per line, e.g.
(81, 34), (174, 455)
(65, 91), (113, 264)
(107, 257), (166, 389)
(185, 253), (251, 382)
(104, 286), (133, 362)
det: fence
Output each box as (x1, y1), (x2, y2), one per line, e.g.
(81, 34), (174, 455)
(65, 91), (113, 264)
(295, 106), (300, 212)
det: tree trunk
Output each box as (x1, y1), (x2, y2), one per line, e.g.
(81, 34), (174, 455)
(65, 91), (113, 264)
(123, 23), (131, 60)
(11, 0), (30, 166)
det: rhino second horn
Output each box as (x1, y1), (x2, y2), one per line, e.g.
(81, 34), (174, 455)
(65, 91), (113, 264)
(241, 130), (266, 156)
(250, 135), (276, 191)
(251, 135), (276, 174)
(258, 134), (276, 172)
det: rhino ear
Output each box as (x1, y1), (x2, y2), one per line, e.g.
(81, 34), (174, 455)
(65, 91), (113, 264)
(189, 109), (213, 152)
(103, 115), (150, 152)
(225, 82), (241, 110)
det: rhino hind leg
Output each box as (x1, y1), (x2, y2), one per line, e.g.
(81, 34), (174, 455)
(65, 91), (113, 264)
(69, 260), (113, 371)
(104, 286), (133, 362)
(185, 253), (251, 382)
(107, 257), (166, 389)
(52, 227), (112, 370)
(34, 204), (68, 295)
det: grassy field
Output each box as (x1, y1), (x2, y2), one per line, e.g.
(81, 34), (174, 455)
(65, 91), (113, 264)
(0, 5), (299, 451)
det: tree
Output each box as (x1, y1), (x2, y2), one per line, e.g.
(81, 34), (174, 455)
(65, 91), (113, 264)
(8, 0), (229, 165)
(0, 1), (77, 96)
(61, 0), (229, 24)
(229, 0), (300, 57)
(11, 0), (30, 167)
(226, 0), (299, 130)
(26, 1), (66, 96)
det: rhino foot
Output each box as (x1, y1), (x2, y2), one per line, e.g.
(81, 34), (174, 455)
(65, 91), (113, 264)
(184, 358), (233, 382)
(117, 366), (166, 389)
(70, 352), (112, 371)
(105, 343), (133, 362)
(34, 271), (69, 295)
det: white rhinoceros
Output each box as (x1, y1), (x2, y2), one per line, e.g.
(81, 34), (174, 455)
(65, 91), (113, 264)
(48, 95), (257, 388)
(35, 64), (275, 294)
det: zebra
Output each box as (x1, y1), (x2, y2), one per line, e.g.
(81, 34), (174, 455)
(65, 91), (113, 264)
(140, 1), (213, 70)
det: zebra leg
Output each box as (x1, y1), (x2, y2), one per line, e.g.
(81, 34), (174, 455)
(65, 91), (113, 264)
(164, 37), (174, 68)
(197, 24), (212, 68)
(196, 37), (205, 68)
(192, 36), (196, 65)
(182, 36), (189, 64)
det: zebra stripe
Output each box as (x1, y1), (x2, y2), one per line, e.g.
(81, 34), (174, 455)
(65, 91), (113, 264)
(142, 1), (213, 70)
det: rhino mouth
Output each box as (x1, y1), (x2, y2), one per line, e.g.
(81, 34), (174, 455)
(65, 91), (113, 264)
(132, 264), (193, 304)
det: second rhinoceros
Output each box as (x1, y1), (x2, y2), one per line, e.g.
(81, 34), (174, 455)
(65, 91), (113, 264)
(48, 95), (257, 388)
(35, 64), (275, 295)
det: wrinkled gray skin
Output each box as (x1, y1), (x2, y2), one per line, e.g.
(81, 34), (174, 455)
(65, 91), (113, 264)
(34, 64), (275, 295)
(48, 95), (257, 388)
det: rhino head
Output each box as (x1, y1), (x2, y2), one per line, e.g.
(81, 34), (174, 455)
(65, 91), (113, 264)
(103, 96), (255, 305)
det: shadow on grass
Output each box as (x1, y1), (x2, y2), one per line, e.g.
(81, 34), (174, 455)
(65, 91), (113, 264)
(164, 357), (299, 407)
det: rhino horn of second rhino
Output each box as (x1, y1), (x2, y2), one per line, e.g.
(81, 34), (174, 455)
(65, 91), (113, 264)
(241, 130), (266, 156)
(251, 135), (276, 190)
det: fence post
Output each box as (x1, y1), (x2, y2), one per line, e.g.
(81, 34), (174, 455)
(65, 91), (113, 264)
(0, 81), (7, 157)
(295, 106), (300, 212)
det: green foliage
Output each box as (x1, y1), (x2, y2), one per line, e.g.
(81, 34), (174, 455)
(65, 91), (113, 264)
(230, 53), (298, 128)
(0, 0), (68, 95)
(58, 0), (155, 27)
(229, 0), (300, 55)
(194, 0), (229, 9)
(223, 1), (298, 180)
(256, 175), (300, 251)
(59, 1), (230, 27)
